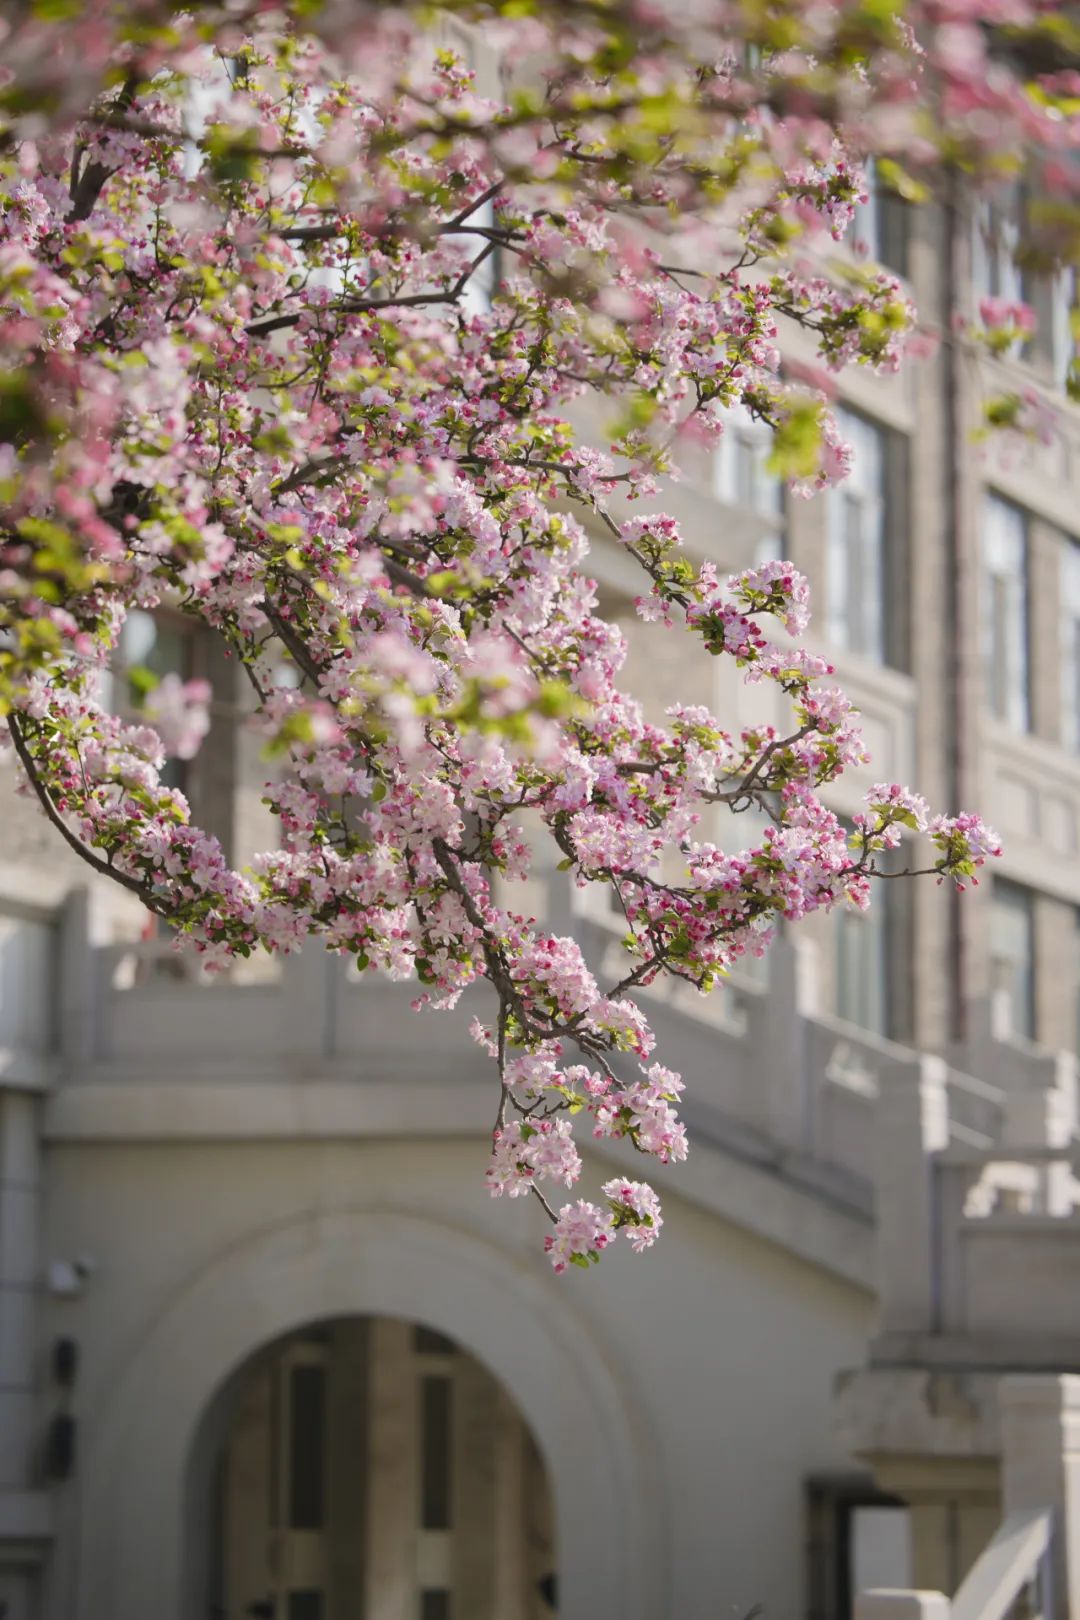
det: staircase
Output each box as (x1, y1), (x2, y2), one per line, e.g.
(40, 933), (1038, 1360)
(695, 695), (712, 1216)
(843, 1023), (1080, 1620)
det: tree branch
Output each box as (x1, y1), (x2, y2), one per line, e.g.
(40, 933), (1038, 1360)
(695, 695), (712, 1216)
(258, 601), (326, 685)
(7, 715), (166, 912)
(68, 75), (138, 222)
(245, 242), (496, 337)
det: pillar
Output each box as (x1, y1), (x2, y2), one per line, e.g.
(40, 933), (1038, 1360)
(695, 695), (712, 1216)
(874, 1055), (949, 1336)
(999, 1375), (1080, 1620)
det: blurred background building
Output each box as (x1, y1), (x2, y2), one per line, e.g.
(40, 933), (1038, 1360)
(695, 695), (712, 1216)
(2, 174), (1080, 1620)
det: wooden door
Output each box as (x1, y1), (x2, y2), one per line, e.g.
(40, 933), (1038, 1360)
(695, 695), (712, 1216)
(220, 1320), (554, 1620)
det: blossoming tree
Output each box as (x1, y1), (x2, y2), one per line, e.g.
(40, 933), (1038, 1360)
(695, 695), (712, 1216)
(5, 0), (1071, 1269)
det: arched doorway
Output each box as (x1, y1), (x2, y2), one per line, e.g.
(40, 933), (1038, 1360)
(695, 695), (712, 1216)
(74, 1208), (665, 1620)
(210, 1315), (556, 1620)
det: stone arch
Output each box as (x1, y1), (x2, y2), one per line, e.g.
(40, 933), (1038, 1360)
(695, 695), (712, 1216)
(75, 1206), (667, 1620)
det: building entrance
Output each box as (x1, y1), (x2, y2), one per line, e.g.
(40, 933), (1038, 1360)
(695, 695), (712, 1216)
(213, 1315), (556, 1620)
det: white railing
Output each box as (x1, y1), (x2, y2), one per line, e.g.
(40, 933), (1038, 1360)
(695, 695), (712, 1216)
(855, 1509), (1053, 1620)
(47, 885), (1080, 1244)
(950, 1509), (1053, 1620)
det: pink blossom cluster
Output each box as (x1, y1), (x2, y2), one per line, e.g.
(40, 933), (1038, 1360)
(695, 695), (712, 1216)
(978, 298), (1036, 338)
(603, 1179), (665, 1254)
(144, 676), (212, 761)
(543, 1180), (663, 1272)
(545, 1201), (616, 1274)
(486, 1119), (582, 1198)
(592, 1065), (688, 1165)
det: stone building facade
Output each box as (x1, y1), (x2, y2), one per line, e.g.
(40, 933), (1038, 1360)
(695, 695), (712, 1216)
(2, 180), (1080, 1620)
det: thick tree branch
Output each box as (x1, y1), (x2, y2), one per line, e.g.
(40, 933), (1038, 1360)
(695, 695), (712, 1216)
(68, 75), (138, 222)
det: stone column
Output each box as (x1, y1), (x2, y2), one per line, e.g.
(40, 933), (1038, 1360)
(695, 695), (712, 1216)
(364, 1319), (419, 1620)
(0, 1089), (40, 1491)
(58, 887), (106, 1075)
(747, 930), (819, 1152)
(491, 1388), (528, 1620)
(999, 1053), (1078, 1216)
(874, 1054), (949, 1337)
(998, 1375), (1080, 1620)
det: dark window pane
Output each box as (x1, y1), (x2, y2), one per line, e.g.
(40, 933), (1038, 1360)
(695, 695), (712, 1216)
(420, 1592), (451, 1620)
(414, 1326), (457, 1355)
(879, 191), (908, 278)
(420, 1376), (453, 1530)
(289, 1365), (326, 1530)
(288, 1593), (324, 1620)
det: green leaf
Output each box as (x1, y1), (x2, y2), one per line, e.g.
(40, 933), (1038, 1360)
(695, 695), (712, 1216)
(127, 664), (159, 701)
(765, 398), (823, 481)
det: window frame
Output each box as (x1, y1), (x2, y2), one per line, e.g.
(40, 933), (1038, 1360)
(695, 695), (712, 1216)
(982, 494), (1031, 733)
(713, 401), (788, 564)
(989, 878), (1037, 1042)
(832, 822), (911, 1042)
(849, 158), (909, 278)
(1051, 266), (1078, 394)
(806, 1473), (911, 1620)
(825, 408), (909, 671)
(105, 607), (202, 796)
(1062, 538), (1080, 751)
(971, 186), (1029, 361)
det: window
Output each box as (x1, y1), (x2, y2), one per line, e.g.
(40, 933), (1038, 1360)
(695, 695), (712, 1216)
(850, 159), (908, 277)
(982, 496), (1030, 731)
(105, 608), (201, 792)
(807, 1476), (911, 1620)
(1062, 537), (1080, 758)
(835, 897), (888, 1037)
(455, 191), (499, 317)
(972, 189), (1027, 309)
(1063, 540), (1080, 750)
(972, 187), (1033, 364)
(826, 409), (898, 664)
(288, 1364), (326, 1530)
(834, 822), (911, 1039)
(420, 1376), (453, 1530)
(1052, 267), (1078, 394)
(112, 608), (193, 706)
(714, 402), (786, 562)
(716, 796), (775, 987)
(439, 32), (499, 318)
(989, 880), (1035, 1041)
